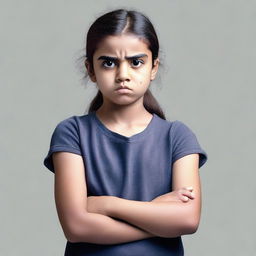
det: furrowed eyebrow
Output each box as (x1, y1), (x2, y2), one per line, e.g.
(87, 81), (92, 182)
(97, 54), (148, 61)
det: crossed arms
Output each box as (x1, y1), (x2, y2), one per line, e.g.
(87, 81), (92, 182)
(52, 152), (201, 244)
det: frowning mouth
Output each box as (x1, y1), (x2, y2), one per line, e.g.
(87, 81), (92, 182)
(115, 85), (131, 90)
(115, 87), (132, 94)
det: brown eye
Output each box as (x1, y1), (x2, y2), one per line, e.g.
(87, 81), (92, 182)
(131, 59), (143, 67)
(102, 60), (116, 68)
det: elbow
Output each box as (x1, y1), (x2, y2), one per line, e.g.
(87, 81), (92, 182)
(160, 218), (200, 238)
(184, 203), (201, 234)
(67, 233), (82, 243)
(185, 217), (200, 234)
(161, 205), (201, 238)
(65, 227), (84, 243)
(65, 226), (82, 243)
(63, 213), (89, 243)
(65, 230), (77, 243)
(63, 224), (80, 243)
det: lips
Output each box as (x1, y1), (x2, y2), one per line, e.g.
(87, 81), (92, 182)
(116, 85), (131, 90)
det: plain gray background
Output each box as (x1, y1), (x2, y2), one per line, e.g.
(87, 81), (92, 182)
(1, 0), (255, 255)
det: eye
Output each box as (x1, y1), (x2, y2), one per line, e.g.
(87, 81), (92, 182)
(131, 59), (144, 68)
(101, 59), (144, 69)
(102, 60), (116, 69)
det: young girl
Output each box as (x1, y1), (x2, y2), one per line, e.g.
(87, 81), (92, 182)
(43, 8), (208, 256)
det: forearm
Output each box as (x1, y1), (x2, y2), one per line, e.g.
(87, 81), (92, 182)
(70, 211), (156, 244)
(106, 197), (196, 238)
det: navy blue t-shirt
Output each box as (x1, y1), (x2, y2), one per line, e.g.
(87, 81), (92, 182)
(43, 111), (208, 256)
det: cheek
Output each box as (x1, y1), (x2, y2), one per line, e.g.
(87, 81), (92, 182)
(137, 73), (151, 86)
(138, 80), (150, 92)
(137, 67), (152, 81)
(96, 72), (114, 85)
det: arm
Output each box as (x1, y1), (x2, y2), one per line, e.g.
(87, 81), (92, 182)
(52, 152), (155, 244)
(104, 197), (195, 238)
(95, 154), (202, 238)
(72, 211), (155, 244)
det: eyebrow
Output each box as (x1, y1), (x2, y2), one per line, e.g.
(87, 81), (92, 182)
(97, 54), (148, 61)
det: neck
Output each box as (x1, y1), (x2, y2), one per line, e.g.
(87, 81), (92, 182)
(95, 98), (152, 125)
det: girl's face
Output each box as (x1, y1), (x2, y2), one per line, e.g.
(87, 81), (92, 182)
(87, 34), (159, 106)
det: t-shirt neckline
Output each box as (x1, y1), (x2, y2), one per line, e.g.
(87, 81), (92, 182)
(90, 111), (157, 142)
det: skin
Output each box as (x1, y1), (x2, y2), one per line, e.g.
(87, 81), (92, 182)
(85, 33), (160, 134)
(52, 33), (201, 244)
(86, 187), (195, 217)
(82, 34), (198, 238)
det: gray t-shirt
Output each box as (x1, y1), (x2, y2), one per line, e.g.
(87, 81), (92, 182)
(43, 111), (208, 256)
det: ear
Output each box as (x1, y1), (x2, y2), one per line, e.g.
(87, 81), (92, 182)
(150, 58), (159, 81)
(85, 60), (97, 83)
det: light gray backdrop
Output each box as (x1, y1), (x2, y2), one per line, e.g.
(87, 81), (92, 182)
(1, 0), (255, 255)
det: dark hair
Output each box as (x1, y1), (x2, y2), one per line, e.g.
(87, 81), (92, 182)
(81, 8), (166, 119)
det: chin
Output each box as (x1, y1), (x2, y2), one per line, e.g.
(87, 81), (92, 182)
(105, 96), (137, 106)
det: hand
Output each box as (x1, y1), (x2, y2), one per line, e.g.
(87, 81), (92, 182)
(151, 187), (195, 203)
(86, 195), (112, 215)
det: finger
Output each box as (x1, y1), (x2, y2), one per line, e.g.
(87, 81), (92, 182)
(179, 189), (194, 199)
(178, 191), (189, 201)
(182, 190), (195, 199)
(182, 196), (189, 202)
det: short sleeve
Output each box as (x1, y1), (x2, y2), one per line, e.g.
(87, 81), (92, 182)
(43, 116), (82, 173)
(170, 120), (208, 168)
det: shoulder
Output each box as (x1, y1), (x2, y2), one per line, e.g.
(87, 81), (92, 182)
(153, 114), (197, 137)
(55, 113), (91, 132)
(168, 119), (208, 168)
(168, 120), (197, 137)
(56, 115), (77, 128)
(152, 115), (193, 138)
(44, 114), (91, 173)
(49, 114), (92, 148)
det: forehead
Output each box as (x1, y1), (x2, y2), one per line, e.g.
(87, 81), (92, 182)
(94, 34), (151, 57)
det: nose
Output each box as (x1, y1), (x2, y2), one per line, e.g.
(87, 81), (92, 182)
(115, 62), (130, 83)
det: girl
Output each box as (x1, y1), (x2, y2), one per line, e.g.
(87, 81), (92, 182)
(43, 8), (208, 256)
